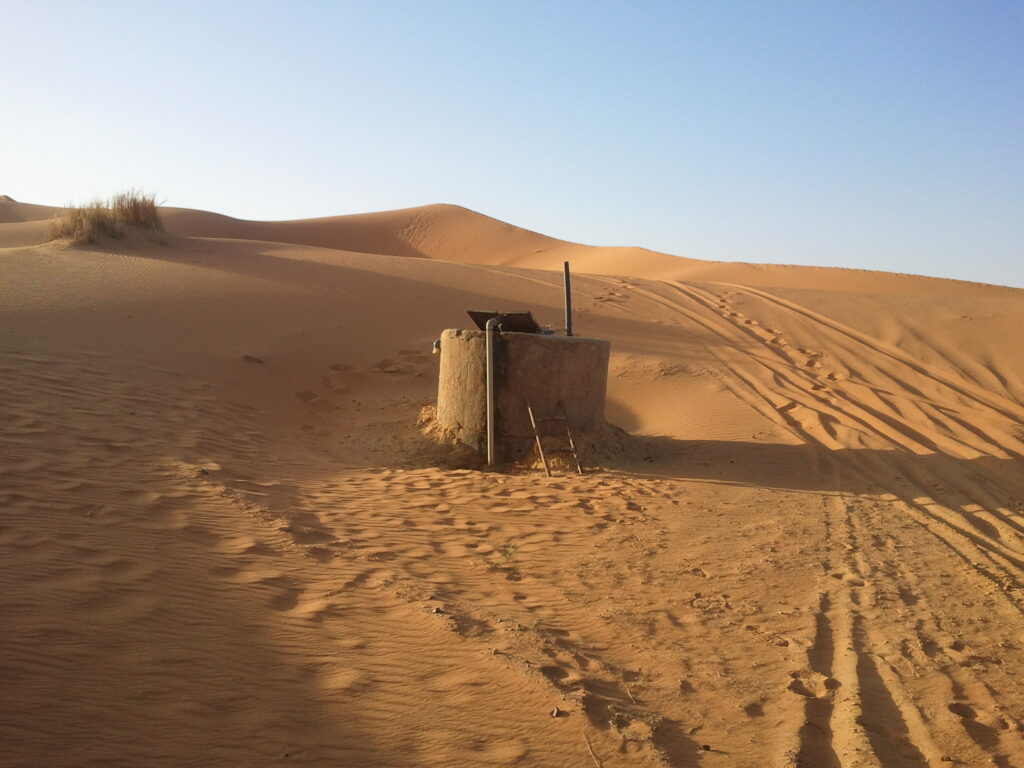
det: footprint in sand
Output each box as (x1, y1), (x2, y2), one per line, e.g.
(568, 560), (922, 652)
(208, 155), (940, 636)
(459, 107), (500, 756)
(98, 558), (155, 581)
(397, 349), (429, 363)
(213, 534), (277, 557)
(181, 524), (221, 547)
(281, 525), (335, 546)
(786, 671), (827, 698)
(137, 503), (188, 531)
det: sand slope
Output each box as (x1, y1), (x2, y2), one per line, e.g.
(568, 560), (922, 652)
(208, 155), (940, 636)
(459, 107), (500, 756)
(2, 199), (1024, 767)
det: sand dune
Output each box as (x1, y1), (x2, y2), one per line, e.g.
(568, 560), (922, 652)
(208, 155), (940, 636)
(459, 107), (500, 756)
(2, 197), (1023, 766)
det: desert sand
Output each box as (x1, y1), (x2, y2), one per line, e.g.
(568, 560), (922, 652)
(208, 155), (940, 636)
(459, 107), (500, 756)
(2, 197), (1023, 767)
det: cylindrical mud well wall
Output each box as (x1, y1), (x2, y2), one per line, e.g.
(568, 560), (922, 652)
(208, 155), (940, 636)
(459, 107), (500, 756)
(436, 329), (610, 460)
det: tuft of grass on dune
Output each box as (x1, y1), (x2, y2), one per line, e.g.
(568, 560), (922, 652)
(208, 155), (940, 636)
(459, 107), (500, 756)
(49, 190), (165, 245)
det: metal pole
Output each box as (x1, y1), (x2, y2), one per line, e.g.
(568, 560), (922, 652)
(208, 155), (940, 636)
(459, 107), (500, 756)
(485, 317), (498, 465)
(563, 261), (572, 336)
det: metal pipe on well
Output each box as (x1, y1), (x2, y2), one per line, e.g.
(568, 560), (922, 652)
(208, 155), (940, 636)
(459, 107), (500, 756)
(485, 316), (498, 465)
(563, 261), (572, 337)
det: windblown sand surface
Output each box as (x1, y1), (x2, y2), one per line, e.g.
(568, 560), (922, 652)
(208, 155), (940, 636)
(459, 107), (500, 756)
(2, 199), (1023, 767)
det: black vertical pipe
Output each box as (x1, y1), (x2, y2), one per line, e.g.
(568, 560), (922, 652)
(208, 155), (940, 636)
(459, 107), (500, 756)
(563, 261), (572, 336)
(485, 317), (497, 465)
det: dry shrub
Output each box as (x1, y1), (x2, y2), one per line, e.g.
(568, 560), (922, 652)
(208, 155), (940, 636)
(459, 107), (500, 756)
(49, 190), (164, 244)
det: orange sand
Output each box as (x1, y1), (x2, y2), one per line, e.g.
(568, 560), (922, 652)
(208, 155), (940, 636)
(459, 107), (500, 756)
(2, 198), (1023, 766)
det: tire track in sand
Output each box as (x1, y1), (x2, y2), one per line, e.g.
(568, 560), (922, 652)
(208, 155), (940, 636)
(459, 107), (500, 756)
(622, 279), (1024, 603)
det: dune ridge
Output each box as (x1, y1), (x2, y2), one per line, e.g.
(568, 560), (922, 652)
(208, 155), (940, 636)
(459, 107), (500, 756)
(1, 197), (1023, 766)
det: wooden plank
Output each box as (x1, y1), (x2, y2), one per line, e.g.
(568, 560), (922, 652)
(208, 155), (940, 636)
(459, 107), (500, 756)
(560, 401), (584, 475)
(526, 400), (551, 477)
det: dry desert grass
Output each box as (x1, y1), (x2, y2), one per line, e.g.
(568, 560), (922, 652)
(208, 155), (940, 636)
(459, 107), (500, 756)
(48, 190), (164, 244)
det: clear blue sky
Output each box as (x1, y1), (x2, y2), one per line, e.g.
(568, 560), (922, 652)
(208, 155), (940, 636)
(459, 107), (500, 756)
(3, 1), (1022, 287)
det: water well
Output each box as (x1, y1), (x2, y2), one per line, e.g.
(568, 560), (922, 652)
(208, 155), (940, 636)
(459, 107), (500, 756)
(435, 266), (610, 465)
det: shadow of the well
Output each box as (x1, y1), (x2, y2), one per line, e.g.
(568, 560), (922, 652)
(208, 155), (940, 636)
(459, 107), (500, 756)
(616, 432), (1023, 498)
(610, 430), (1024, 581)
